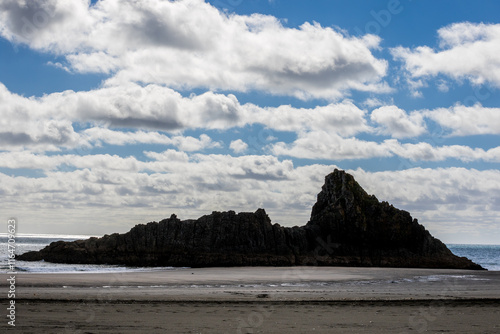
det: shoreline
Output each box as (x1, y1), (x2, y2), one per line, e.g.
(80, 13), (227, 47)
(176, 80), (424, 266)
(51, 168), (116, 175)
(5, 297), (500, 305)
(3, 267), (499, 333)
(3, 266), (499, 301)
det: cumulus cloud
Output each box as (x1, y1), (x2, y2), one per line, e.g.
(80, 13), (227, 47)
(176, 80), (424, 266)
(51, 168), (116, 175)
(392, 22), (500, 88)
(229, 139), (248, 154)
(246, 100), (371, 137)
(172, 134), (222, 152)
(0, 83), (84, 151)
(422, 103), (500, 137)
(271, 131), (392, 160)
(0, 0), (93, 51)
(383, 140), (495, 162)
(0, 82), (243, 151)
(82, 128), (173, 146)
(362, 97), (386, 108)
(370, 105), (426, 138)
(0, 0), (388, 100)
(59, 83), (242, 131)
(82, 128), (221, 152)
(270, 130), (500, 163)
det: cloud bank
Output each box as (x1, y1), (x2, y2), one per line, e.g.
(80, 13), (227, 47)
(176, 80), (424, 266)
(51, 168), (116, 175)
(0, 1), (499, 243)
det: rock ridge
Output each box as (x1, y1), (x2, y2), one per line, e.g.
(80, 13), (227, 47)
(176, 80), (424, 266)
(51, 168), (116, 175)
(18, 169), (484, 270)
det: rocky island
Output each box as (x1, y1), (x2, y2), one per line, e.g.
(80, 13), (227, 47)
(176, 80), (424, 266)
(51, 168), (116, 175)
(18, 169), (484, 269)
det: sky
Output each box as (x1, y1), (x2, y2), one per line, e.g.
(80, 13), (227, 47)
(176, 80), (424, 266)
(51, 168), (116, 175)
(1, 0), (500, 244)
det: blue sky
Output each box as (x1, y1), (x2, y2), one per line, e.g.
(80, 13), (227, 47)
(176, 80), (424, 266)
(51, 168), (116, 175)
(1, 0), (500, 244)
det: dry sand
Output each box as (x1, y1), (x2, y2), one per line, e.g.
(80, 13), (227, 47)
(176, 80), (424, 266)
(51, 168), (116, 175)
(2, 267), (500, 333)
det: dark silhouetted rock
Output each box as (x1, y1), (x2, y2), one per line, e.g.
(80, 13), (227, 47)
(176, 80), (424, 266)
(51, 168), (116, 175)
(18, 169), (484, 269)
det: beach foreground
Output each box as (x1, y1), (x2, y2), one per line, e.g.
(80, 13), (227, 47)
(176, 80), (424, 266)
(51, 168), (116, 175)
(3, 267), (500, 333)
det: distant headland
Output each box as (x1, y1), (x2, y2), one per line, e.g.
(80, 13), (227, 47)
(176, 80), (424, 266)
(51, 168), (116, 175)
(18, 169), (484, 270)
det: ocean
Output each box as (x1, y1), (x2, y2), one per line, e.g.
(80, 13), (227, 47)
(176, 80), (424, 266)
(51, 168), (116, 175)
(0, 234), (176, 273)
(447, 244), (500, 271)
(1, 234), (499, 273)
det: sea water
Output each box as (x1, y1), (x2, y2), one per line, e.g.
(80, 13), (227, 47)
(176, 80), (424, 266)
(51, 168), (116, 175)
(0, 234), (176, 273)
(1, 234), (499, 273)
(448, 244), (500, 271)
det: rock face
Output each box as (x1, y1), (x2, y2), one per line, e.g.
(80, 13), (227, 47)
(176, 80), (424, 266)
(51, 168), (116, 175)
(18, 169), (484, 269)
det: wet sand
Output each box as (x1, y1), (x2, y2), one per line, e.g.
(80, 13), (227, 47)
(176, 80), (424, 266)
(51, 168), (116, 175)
(2, 267), (500, 333)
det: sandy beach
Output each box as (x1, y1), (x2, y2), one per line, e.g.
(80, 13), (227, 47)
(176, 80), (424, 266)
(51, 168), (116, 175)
(2, 267), (500, 333)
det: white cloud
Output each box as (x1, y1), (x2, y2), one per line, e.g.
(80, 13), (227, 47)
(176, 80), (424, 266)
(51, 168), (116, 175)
(81, 128), (221, 152)
(0, 0), (94, 52)
(270, 130), (500, 163)
(0, 151), (64, 170)
(229, 139), (248, 154)
(171, 134), (221, 152)
(82, 128), (173, 146)
(422, 104), (500, 137)
(436, 79), (450, 92)
(392, 22), (500, 88)
(66, 51), (121, 74)
(143, 149), (190, 163)
(271, 131), (392, 160)
(383, 140), (490, 162)
(361, 97), (385, 108)
(0, 151), (142, 172)
(0, 82), (244, 151)
(246, 100), (371, 137)
(0, 0), (389, 100)
(0, 83), (84, 151)
(59, 83), (243, 131)
(370, 105), (427, 139)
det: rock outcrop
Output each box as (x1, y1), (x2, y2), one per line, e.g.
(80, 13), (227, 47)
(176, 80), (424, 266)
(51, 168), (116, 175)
(18, 169), (484, 269)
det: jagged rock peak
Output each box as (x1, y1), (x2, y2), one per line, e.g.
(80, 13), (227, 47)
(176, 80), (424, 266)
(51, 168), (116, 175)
(307, 169), (484, 270)
(311, 168), (372, 219)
